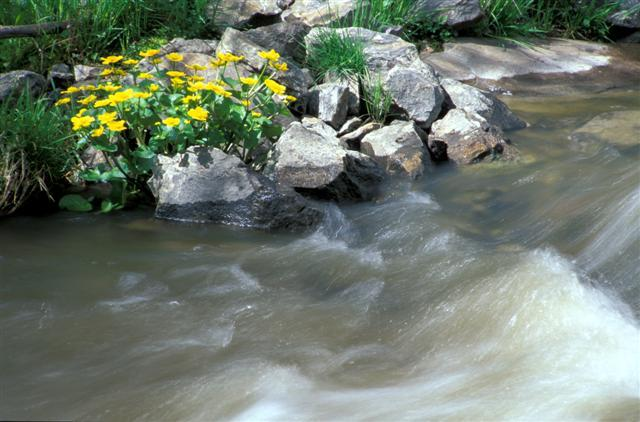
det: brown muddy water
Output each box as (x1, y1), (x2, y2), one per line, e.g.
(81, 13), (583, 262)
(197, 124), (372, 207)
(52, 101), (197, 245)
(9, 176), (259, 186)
(1, 89), (639, 421)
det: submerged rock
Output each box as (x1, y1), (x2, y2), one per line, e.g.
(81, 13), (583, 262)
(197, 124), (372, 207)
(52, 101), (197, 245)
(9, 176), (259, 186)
(360, 121), (430, 179)
(429, 108), (518, 164)
(570, 110), (640, 147)
(265, 122), (384, 201)
(441, 78), (526, 131)
(0, 70), (46, 101)
(149, 147), (323, 230)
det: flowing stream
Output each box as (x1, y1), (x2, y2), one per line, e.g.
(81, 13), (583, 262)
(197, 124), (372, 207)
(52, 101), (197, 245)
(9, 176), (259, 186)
(1, 89), (639, 421)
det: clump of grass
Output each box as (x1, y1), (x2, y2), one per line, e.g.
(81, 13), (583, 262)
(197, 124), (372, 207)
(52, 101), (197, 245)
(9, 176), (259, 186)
(306, 29), (367, 82)
(477, 0), (621, 41)
(362, 71), (393, 123)
(0, 0), (218, 73)
(0, 90), (76, 216)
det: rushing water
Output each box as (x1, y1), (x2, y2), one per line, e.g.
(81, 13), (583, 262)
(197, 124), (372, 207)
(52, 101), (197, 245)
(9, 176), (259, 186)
(1, 89), (639, 421)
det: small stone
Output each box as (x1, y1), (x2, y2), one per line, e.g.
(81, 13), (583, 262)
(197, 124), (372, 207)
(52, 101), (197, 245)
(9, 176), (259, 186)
(308, 82), (350, 129)
(337, 117), (364, 137)
(339, 122), (383, 150)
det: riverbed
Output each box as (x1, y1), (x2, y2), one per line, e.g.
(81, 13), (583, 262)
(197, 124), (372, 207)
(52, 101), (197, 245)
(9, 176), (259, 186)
(1, 89), (638, 420)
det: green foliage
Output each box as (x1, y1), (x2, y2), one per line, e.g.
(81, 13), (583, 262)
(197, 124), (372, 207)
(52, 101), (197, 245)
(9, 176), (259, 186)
(0, 90), (76, 216)
(306, 29), (367, 82)
(361, 71), (393, 124)
(55, 48), (293, 210)
(478, 0), (620, 41)
(0, 0), (219, 73)
(58, 194), (92, 212)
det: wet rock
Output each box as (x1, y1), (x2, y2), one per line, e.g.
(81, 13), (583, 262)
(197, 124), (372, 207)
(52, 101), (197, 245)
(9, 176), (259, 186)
(570, 110), (640, 147)
(217, 28), (312, 98)
(429, 108), (518, 164)
(415, 0), (483, 29)
(360, 121), (429, 179)
(0, 70), (46, 101)
(384, 66), (445, 129)
(282, 0), (356, 27)
(308, 82), (350, 129)
(48, 64), (74, 89)
(265, 122), (384, 201)
(337, 117), (364, 137)
(245, 22), (310, 63)
(423, 37), (640, 95)
(214, 0), (283, 28)
(161, 38), (218, 55)
(339, 122), (383, 150)
(441, 78), (526, 131)
(149, 146), (323, 230)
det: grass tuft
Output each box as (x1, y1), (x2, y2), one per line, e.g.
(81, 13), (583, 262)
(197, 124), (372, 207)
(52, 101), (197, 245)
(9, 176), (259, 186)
(306, 29), (367, 82)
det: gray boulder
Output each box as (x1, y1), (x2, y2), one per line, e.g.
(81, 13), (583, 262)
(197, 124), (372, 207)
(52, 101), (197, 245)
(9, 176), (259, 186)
(214, 0), (283, 28)
(429, 108), (518, 164)
(416, 0), (483, 29)
(308, 82), (350, 129)
(245, 22), (310, 63)
(265, 122), (384, 201)
(608, 0), (640, 29)
(441, 78), (526, 131)
(149, 147), (323, 230)
(360, 121), (430, 179)
(161, 38), (218, 55)
(0, 70), (46, 101)
(217, 28), (312, 102)
(282, 0), (356, 27)
(339, 122), (383, 150)
(384, 66), (445, 129)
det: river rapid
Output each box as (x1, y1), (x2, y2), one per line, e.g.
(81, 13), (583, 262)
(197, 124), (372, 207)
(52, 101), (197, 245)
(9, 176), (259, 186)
(1, 89), (639, 421)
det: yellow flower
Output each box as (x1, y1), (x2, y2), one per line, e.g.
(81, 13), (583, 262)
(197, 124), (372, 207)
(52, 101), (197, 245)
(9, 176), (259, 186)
(101, 55), (123, 65)
(149, 84), (160, 92)
(166, 70), (186, 78)
(61, 86), (80, 95)
(162, 117), (181, 127)
(91, 126), (105, 137)
(54, 97), (71, 106)
(139, 49), (160, 58)
(217, 52), (244, 63)
(114, 69), (127, 76)
(187, 106), (209, 122)
(171, 77), (185, 87)
(123, 59), (139, 65)
(188, 75), (205, 82)
(94, 99), (112, 108)
(79, 84), (97, 91)
(251, 111), (262, 117)
(100, 68), (114, 77)
(204, 83), (232, 97)
(99, 83), (121, 92)
(182, 94), (201, 104)
(138, 72), (153, 80)
(107, 120), (127, 132)
(151, 58), (163, 65)
(166, 53), (183, 62)
(272, 62), (288, 72)
(109, 89), (135, 104)
(184, 119), (191, 124)
(77, 94), (97, 105)
(133, 92), (152, 99)
(284, 95), (298, 103)
(241, 99), (251, 107)
(75, 108), (87, 117)
(209, 58), (225, 67)
(98, 111), (118, 125)
(240, 77), (258, 85)
(186, 64), (208, 71)
(70, 115), (95, 131)
(258, 49), (280, 62)
(187, 81), (206, 92)
(264, 79), (286, 95)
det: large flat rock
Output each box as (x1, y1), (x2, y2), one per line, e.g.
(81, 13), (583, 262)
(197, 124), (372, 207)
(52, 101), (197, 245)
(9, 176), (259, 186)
(422, 38), (640, 95)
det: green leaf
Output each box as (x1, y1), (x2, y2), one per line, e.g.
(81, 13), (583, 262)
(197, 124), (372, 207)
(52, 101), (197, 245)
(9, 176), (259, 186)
(59, 194), (93, 212)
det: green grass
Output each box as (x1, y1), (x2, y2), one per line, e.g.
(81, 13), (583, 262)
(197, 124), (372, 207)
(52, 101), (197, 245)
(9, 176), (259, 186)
(0, 0), (218, 73)
(477, 0), (621, 41)
(0, 90), (76, 216)
(362, 71), (393, 123)
(306, 29), (367, 82)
